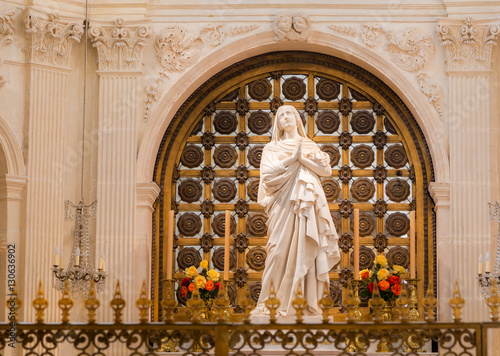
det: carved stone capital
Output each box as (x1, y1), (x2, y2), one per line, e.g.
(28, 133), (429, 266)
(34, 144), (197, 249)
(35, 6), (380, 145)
(0, 8), (15, 87)
(0, 8), (15, 51)
(438, 17), (500, 72)
(136, 182), (160, 213)
(24, 10), (84, 67)
(428, 182), (450, 212)
(89, 18), (151, 72)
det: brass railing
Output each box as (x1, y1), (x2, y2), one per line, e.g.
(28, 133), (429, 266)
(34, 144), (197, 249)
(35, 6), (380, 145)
(2, 279), (500, 355)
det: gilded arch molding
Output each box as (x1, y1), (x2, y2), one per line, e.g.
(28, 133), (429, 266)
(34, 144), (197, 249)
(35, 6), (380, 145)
(150, 50), (436, 319)
(137, 31), (449, 185)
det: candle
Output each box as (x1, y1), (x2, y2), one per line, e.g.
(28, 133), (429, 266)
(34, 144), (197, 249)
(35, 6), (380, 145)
(478, 254), (484, 275)
(53, 246), (59, 266)
(166, 210), (175, 280)
(353, 209), (360, 279)
(75, 247), (80, 267)
(410, 211), (415, 279)
(224, 210), (231, 281)
(486, 252), (491, 273)
(99, 251), (105, 270)
(60, 250), (63, 268)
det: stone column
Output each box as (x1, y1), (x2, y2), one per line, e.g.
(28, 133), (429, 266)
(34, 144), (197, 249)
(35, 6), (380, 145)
(23, 10), (83, 322)
(134, 182), (160, 318)
(438, 17), (499, 321)
(428, 182), (451, 321)
(89, 19), (150, 325)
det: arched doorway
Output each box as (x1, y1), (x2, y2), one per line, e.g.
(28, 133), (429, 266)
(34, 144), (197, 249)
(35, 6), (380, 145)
(152, 51), (434, 320)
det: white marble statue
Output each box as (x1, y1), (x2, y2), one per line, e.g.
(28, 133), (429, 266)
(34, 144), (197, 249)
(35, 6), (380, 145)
(252, 105), (340, 317)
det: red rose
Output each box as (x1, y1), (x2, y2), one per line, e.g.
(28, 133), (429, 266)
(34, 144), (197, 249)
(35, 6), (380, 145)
(387, 275), (400, 285)
(215, 282), (220, 290)
(181, 286), (187, 298)
(368, 282), (374, 294)
(391, 283), (402, 296)
(181, 278), (191, 287)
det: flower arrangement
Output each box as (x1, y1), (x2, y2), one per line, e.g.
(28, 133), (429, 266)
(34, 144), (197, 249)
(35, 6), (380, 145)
(180, 259), (221, 302)
(359, 254), (406, 303)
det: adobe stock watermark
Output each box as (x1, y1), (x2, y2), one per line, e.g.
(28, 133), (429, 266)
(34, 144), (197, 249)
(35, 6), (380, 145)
(6, 243), (17, 348)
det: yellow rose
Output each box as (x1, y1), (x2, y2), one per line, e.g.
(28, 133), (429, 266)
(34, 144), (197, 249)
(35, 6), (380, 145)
(194, 275), (206, 289)
(206, 269), (220, 281)
(185, 266), (198, 278)
(375, 255), (388, 267)
(377, 268), (389, 281)
(200, 260), (209, 269)
(392, 265), (406, 275)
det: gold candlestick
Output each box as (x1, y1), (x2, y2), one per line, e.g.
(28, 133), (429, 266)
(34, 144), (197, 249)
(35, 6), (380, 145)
(214, 280), (231, 322)
(161, 279), (178, 323)
(408, 279), (420, 321)
(351, 279), (363, 321)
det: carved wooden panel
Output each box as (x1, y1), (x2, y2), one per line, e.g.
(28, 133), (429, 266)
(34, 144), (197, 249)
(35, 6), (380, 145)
(153, 52), (433, 320)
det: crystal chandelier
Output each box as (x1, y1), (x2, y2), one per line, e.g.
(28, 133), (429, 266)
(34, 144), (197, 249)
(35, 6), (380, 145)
(51, 0), (106, 298)
(477, 201), (500, 298)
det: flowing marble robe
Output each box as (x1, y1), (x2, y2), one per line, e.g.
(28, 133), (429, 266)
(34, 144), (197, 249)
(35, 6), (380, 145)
(252, 137), (341, 316)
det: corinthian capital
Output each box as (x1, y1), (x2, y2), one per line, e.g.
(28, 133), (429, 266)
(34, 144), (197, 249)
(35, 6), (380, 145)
(24, 10), (84, 67)
(89, 18), (151, 72)
(438, 17), (500, 72)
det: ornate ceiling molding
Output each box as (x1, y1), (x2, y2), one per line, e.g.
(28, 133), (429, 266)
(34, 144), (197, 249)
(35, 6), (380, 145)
(155, 24), (258, 76)
(0, 8), (15, 87)
(89, 18), (151, 72)
(272, 12), (310, 41)
(330, 24), (443, 120)
(438, 17), (499, 72)
(24, 10), (84, 68)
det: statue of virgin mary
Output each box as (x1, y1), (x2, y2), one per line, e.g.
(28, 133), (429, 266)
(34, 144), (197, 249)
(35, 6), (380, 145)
(252, 105), (340, 317)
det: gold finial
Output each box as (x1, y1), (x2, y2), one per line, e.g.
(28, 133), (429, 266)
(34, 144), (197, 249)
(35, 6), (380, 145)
(318, 281), (334, 324)
(110, 280), (126, 324)
(265, 280), (281, 323)
(449, 280), (465, 322)
(186, 285), (203, 323)
(6, 281), (22, 319)
(344, 282), (360, 323)
(161, 279), (177, 323)
(486, 279), (500, 321)
(136, 280), (152, 323)
(240, 288), (256, 323)
(84, 280), (100, 324)
(368, 282), (385, 323)
(422, 280), (438, 322)
(214, 281), (231, 322)
(408, 279), (420, 321)
(33, 279), (48, 324)
(291, 280), (307, 323)
(58, 280), (74, 324)
(395, 281), (410, 323)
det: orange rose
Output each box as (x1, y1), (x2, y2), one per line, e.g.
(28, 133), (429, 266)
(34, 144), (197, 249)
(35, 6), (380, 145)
(378, 280), (390, 291)
(205, 280), (214, 291)
(181, 286), (188, 298)
(391, 283), (402, 296)
(359, 269), (370, 280)
(188, 283), (195, 292)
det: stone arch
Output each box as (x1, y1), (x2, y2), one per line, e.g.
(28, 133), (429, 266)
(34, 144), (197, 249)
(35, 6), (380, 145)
(137, 30), (449, 184)
(0, 116), (24, 176)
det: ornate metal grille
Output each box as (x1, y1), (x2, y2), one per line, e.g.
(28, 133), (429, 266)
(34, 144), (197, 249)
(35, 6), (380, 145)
(153, 52), (434, 320)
